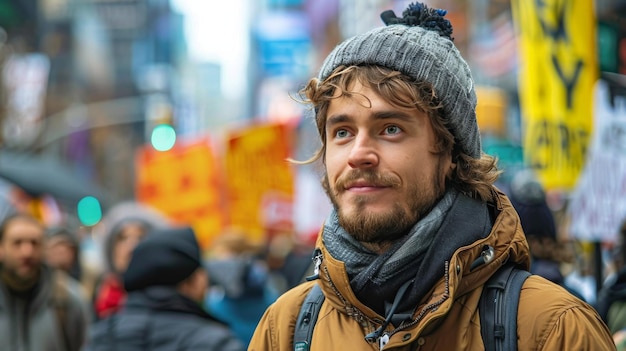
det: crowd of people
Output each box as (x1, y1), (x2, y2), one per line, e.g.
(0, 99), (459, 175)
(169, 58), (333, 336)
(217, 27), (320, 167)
(1, 1), (625, 350)
(0, 199), (310, 350)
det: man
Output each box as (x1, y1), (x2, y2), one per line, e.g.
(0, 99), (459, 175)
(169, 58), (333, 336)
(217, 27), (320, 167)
(85, 226), (244, 351)
(248, 3), (615, 350)
(0, 213), (89, 351)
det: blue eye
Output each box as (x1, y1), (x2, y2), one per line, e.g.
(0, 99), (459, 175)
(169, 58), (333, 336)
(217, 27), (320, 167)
(335, 129), (350, 138)
(385, 125), (401, 135)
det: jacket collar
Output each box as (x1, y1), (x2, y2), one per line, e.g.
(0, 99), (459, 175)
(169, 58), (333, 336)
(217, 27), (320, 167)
(314, 187), (531, 323)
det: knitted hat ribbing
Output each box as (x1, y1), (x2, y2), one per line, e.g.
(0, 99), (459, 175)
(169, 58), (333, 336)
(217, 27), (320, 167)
(317, 3), (480, 158)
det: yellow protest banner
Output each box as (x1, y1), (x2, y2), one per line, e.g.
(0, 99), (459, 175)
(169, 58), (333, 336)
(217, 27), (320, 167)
(511, 0), (598, 190)
(135, 138), (225, 250)
(225, 123), (295, 244)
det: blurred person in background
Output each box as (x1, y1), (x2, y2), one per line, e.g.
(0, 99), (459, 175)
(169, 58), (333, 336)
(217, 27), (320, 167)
(91, 201), (170, 321)
(44, 225), (92, 307)
(45, 225), (82, 282)
(507, 169), (587, 301)
(204, 230), (281, 347)
(85, 226), (244, 351)
(265, 230), (316, 293)
(596, 218), (626, 335)
(0, 212), (89, 351)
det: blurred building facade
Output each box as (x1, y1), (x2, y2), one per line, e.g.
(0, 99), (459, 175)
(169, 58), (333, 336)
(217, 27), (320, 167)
(0, 0), (187, 203)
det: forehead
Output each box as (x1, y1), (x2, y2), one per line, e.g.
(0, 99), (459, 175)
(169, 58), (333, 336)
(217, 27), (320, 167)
(327, 81), (375, 114)
(3, 217), (44, 241)
(116, 222), (148, 238)
(326, 80), (418, 120)
(47, 235), (74, 246)
(330, 78), (370, 99)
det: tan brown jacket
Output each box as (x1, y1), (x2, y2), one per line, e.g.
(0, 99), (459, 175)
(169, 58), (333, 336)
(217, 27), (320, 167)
(249, 189), (615, 350)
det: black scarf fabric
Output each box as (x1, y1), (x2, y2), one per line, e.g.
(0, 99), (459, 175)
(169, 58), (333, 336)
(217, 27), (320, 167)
(323, 188), (492, 316)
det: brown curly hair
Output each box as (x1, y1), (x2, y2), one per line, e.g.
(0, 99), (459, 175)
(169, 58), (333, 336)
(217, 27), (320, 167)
(295, 65), (501, 201)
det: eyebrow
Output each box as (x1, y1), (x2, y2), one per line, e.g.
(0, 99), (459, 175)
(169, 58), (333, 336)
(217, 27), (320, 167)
(326, 110), (415, 128)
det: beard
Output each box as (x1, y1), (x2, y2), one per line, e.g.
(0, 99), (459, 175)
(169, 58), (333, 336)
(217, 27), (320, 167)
(0, 263), (41, 292)
(322, 166), (444, 244)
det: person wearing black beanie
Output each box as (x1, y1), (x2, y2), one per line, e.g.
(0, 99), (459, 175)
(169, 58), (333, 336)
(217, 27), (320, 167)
(123, 227), (201, 292)
(84, 227), (244, 351)
(508, 170), (559, 274)
(508, 170), (585, 301)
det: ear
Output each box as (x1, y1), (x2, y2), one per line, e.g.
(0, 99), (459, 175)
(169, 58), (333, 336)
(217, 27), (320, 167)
(448, 161), (457, 173)
(445, 155), (457, 179)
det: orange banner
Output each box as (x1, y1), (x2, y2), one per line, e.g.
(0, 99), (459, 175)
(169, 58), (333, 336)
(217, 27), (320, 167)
(135, 138), (224, 249)
(225, 123), (295, 243)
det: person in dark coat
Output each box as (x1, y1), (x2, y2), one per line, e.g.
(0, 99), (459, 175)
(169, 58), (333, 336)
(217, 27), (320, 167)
(204, 231), (281, 347)
(597, 219), (626, 335)
(84, 226), (243, 351)
(507, 169), (586, 301)
(0, 213), (90, 351)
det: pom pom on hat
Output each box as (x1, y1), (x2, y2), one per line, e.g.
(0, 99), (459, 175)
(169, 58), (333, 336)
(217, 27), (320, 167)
(123, 226), (201, 292)
(317, 1), (480, 158)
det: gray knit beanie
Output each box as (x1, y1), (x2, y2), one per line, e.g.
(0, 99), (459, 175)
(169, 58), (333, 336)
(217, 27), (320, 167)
(318, 2), (480, 158)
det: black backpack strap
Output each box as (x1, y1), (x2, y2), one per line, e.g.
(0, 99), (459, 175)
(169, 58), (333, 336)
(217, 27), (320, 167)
(294, 284), (325, 351)
(479, 264), (531, 351)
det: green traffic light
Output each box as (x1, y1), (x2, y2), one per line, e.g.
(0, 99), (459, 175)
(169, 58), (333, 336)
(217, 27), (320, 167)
(151, 124), (176, 151)
(77, 196), (102, 226)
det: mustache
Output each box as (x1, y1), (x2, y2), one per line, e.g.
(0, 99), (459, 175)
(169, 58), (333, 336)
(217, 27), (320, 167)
(335, 170), (401, 190)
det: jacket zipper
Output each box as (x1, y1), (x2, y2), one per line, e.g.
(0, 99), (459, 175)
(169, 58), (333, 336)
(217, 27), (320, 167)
(317, 255), (453, 348)
(383, 261), (452, 342)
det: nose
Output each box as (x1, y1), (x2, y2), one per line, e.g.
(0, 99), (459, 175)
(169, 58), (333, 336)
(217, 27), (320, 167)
(19, 241), (37, 257)
(347, 133), (379, 169)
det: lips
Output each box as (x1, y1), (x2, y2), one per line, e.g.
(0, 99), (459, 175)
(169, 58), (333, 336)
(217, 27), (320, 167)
(344, 180), (386, 190)
(347, 179), (376, 187)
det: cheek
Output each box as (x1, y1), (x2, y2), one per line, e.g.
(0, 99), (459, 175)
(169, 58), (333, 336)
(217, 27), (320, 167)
(58, 246), (75, 260)
(200, 274), (208, 290)
(113, 243), (132, 264)
(439, 155), (454, 183)
(324, 152), (342, 182)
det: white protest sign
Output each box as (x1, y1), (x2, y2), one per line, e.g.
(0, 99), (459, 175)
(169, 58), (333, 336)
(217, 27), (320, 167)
(568, 78), (626, 242)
